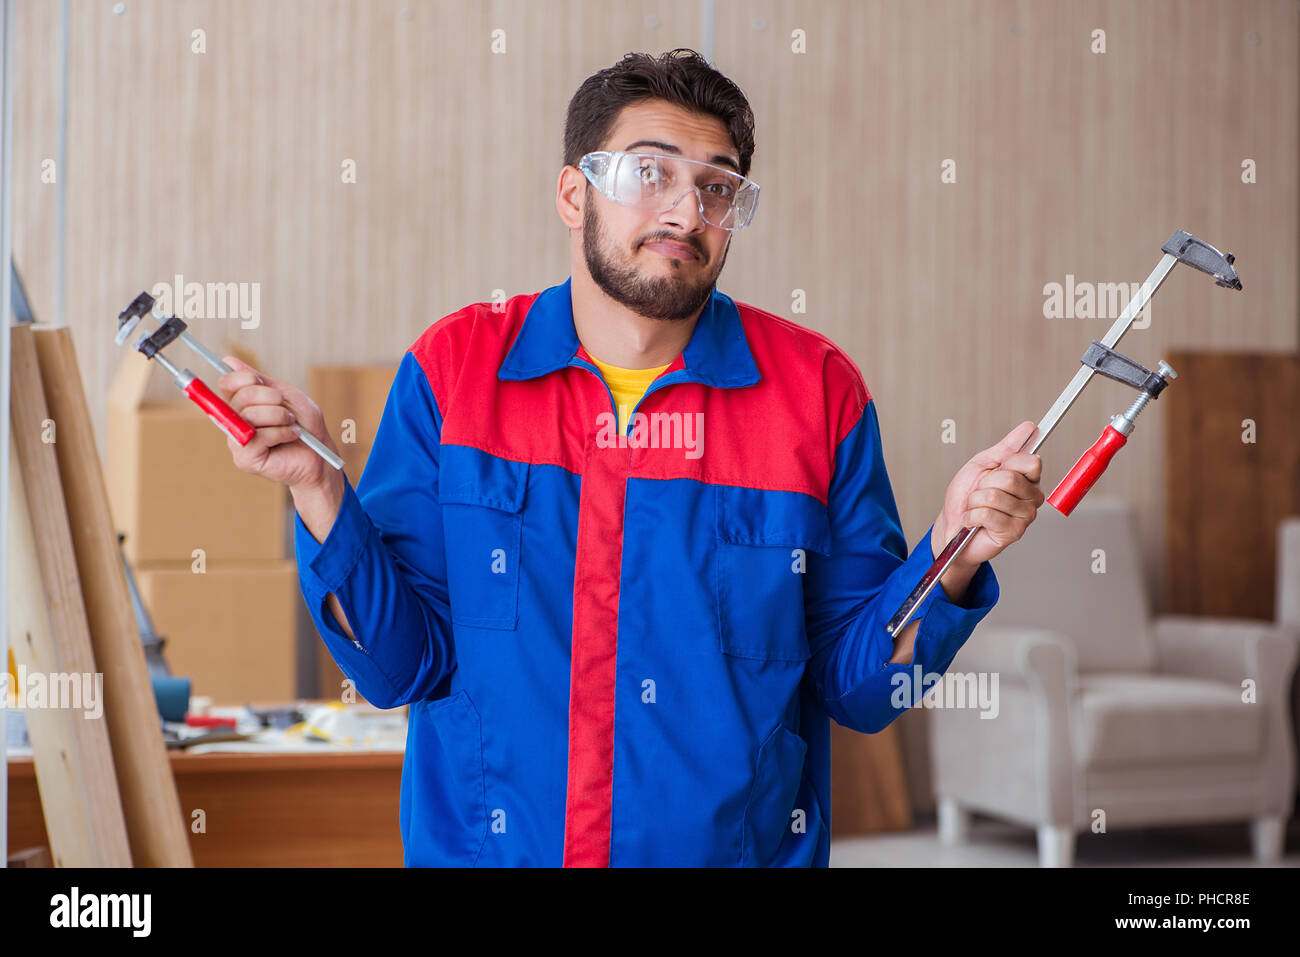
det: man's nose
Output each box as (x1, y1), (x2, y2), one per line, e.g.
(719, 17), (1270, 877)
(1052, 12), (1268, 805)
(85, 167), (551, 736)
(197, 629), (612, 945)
(659, 185), (706, 233)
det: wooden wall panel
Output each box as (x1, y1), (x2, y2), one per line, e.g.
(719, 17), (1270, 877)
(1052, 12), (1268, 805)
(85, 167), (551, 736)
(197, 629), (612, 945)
(14, 1), (1297, 819)
(715, 0), (1296, 601)
(713, 0), (1298, 814)
(17, 1), (1294, 605)
(1164, 352), (1300, 620)
(13, 0), (702, 450)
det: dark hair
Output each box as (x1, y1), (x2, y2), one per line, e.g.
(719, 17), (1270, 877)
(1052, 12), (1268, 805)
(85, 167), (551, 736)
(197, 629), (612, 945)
(563, 49), (756, 178)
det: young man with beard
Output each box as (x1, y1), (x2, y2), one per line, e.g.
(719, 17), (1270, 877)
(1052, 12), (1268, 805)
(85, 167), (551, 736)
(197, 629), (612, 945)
(219, 48), (1044, 866)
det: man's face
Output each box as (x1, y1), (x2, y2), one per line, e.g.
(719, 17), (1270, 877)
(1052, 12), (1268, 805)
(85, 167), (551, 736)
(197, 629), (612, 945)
(580, 100), (739, 321)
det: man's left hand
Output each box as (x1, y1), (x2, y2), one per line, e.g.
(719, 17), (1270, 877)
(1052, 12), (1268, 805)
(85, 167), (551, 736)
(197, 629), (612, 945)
(933, 420), (1045, 568)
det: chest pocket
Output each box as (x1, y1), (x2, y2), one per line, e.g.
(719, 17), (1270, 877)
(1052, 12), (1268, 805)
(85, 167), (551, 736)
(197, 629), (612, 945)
(715, 486), (832, 661)
(438, 445), (530, 631)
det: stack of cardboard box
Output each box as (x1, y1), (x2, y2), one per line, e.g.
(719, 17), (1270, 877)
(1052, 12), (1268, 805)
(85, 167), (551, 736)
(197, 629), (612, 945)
(106, 349), (297, 704)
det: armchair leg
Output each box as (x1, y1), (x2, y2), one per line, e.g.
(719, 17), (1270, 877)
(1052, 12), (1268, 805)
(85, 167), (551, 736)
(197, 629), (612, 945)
(937, 797), (970, 845)
(1037, 825), (1075, 867)
(1250, 816), (1285, 863)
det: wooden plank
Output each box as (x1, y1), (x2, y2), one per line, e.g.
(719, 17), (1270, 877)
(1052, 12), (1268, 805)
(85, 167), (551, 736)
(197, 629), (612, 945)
(33, 325), (194, 866)
(9, 326), (131, 865)
(1165, 352), (1300, 618)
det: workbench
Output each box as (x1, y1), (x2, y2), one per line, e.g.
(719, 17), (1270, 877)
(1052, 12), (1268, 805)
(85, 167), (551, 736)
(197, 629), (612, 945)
(7, 748), (404, 867)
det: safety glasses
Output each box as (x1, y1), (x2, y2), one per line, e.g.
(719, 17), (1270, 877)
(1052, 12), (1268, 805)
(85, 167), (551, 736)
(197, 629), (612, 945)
(578, 150), (760, 231)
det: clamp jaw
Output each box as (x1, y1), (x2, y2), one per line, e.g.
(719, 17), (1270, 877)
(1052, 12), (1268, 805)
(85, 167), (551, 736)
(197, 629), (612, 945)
(1046, 228), (1240, 514)
(883, 228), (1242, 639)
(117, 291), (256, 445)
(1045, 343), (1178, 515)
(114, 291), (344, 469)
(1162, 230), (1241, 290)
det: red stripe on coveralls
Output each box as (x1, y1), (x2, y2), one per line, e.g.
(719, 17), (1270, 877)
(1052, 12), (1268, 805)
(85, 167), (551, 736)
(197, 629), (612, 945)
(562, 430), (631, 866)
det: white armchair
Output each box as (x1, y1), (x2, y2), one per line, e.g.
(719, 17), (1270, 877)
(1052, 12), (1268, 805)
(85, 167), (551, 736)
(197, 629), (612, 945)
(929, 499), (1298, 866)
(1278, 516), (1300, 800)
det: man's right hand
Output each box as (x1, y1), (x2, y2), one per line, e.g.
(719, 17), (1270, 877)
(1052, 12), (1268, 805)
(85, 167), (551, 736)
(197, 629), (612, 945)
(217, 356), (343, 498)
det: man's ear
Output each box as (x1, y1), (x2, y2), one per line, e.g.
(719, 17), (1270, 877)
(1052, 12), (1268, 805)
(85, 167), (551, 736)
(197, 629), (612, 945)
(556, 166), (585, 230)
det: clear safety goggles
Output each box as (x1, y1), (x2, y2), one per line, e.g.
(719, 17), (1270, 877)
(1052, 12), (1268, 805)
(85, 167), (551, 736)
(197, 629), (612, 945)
(578, 150), (760, 231)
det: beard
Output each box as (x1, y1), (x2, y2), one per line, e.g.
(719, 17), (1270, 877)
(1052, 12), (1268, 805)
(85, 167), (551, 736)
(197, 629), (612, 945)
(582, 190), (729, 321)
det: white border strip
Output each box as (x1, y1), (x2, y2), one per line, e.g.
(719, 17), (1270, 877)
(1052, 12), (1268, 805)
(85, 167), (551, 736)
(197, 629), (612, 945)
(1, 0), (17, 867)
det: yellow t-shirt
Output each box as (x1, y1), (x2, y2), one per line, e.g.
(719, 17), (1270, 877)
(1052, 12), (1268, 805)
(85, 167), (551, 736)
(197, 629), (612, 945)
(588, 354), (672, 435)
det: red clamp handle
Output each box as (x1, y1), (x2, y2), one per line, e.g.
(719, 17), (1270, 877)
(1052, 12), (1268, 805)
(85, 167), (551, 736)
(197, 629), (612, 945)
(1047, 424), (1127, 516)
(184, 377), (256, 445)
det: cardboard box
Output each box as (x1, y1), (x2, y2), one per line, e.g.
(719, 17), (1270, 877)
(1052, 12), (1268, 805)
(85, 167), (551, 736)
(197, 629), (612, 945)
(136, 561), (298, 703)
(107, 345), (287, 565)
(306, 365), (396, 697)
(307, 364), (397, 483)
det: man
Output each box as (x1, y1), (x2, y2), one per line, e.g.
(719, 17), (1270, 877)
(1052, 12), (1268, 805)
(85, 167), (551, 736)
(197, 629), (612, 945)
(219, 49), (1043, 867)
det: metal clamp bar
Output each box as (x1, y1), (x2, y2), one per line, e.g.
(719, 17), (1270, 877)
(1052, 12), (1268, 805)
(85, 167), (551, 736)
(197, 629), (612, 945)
(883, 252), (1180, 638)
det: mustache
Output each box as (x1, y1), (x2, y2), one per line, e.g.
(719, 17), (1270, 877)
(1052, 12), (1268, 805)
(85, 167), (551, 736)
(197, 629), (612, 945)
(638, 233), (705, 260)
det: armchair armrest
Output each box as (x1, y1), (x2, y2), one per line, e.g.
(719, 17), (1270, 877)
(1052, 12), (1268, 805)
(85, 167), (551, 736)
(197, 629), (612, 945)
(1277, 517), (1300, 626)
(943, 624), (1081, 826)
(956, 625), (1078, 687)
(1153, 616), (1300, 700)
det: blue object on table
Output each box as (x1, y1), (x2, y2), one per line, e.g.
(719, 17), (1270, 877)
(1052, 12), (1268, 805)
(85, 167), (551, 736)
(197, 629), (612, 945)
(151, 675), (191, 723)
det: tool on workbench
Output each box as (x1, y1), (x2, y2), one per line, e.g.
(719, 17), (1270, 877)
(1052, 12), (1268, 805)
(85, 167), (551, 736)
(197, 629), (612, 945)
(114, 291), (344, 470)
(884, 229), (1243, 639)
(184, 714), (238, 729)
